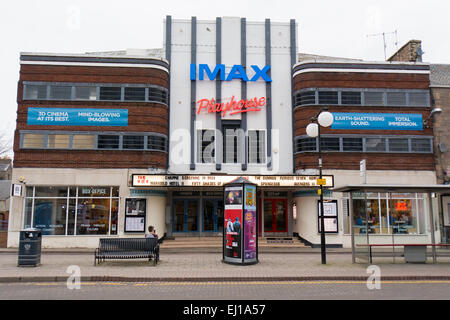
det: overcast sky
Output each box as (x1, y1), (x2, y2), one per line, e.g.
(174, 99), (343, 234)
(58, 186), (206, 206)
(1, 0), (449, 157)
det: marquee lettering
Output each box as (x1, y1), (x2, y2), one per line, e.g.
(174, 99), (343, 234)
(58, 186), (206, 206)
(190, 64), (272, 82)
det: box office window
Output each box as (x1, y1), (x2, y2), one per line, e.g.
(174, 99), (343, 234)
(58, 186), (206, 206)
(24, 186), (119, 236)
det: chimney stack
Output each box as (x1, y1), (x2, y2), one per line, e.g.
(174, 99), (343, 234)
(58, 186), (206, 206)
(388, 40), (423, 62)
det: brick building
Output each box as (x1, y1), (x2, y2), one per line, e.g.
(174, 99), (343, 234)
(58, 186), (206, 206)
(7, 17), (444, 248)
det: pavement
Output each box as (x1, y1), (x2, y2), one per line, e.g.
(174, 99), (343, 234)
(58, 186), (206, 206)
(1, 247), (450, 283)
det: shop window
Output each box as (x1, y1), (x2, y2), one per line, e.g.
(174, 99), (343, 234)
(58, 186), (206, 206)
(98, 135), (120, 149)
(49, 86), (72, 100)
(24, 186), (119, 236)
(248, 130), (266, 164)
(73, 135), (95, 149)
(24, 85), (47, 100)
(341, 91), (361, 105)
(318, 91), (338, 104)
(123, 135), (144, 149)
(99, 87), (122, 100)
(47, 134), (70, 149)
(22, 133), (45, 148)
(124, 87), (146, 101)
(75, 86), (97, 100)
(342, 138), (363, 152)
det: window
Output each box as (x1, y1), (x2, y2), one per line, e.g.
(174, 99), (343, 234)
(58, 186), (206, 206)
(148, 135), (167, 151)
(320, 137), (340, 151)
(124, 87), (146, 101)
(75, 87), (97, 100)
(148, 87), (168, 104)
(411, 138), (432, 152)
(99, 87), (122, 100)
(248, 130), (266, 164)
(24, 186), (119, 236)
(365, 138), (386, 152)
(73, 135), (95, 149)
(388, 138), (409, 152)
(387, 92), (406, 106)
(223, 123), (242, 163)
(47, 134), (70, 149)
(24, 85), (47, 100)
(123, 135), (144, 149)
(295, 91), (316, 106)
(318, 91), (338, 104)
(197, 130), (215, 163)
(364, 92), (384, 106)
(341, 91), (361, 105)
(347, 193), (426, 235)
(98, 135), (120, 149)
(409, 92), (428, 107)
(343, 138), (363, 151)
(49, 86), (72, 100)
(22, 134), (45, 148)
(296, 137), (316, 153)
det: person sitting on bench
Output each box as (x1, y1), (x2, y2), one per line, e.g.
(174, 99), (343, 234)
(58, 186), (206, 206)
(145, 225), (158, 239)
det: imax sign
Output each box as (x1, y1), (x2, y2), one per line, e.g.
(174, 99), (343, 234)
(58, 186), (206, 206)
(190, 64), (272, 82)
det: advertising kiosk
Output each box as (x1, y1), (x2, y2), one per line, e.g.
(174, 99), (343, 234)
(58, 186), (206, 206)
(223, 177), (258, 265)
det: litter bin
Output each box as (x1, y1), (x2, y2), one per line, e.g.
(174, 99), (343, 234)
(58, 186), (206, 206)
(18, 228), (42, 267)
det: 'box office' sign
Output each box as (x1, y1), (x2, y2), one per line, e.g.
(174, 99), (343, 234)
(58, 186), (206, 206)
(132, 175), (334, 188)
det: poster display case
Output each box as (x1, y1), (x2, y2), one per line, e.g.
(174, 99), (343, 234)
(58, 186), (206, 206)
(124, 198), (146, 233)
(223, 178), (258, 265)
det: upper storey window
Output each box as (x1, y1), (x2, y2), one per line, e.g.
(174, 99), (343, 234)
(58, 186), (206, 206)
(23, 82), (168, 105)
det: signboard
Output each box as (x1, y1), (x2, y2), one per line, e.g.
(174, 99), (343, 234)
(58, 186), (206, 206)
(27, 108), (128, 126)
(224, 186), (243, 262)
(197, 96), (265, 117)
(331, 113), (423, 131)
(132, 175), (334, 188)
(318, 200), (339, 234)
(124, 198), (146, 233)
(11, 184), (22, 197)
(190, 64), (272, 82)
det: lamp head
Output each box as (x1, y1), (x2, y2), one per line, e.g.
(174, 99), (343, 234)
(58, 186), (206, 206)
(318, 111), (334, 127)
(306, 123), (319, 138)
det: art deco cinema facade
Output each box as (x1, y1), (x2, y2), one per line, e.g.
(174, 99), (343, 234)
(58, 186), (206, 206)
(7, 16), (441, 249)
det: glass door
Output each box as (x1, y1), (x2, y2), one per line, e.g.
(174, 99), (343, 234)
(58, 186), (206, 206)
(203, 199), (224, 232)
(263, 199), (287, 233)
(173, 199), (199, 233)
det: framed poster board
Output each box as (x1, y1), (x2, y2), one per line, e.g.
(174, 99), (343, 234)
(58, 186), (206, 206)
(124, 198), (146, 233)
(318, 199), (339, 234)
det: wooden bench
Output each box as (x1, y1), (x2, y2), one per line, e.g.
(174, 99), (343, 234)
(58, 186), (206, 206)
(94, 238), (160, 266)
(357, 244), (450, 263)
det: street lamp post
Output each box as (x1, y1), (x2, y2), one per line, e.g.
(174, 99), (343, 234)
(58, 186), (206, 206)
(306, 109), (334, 265)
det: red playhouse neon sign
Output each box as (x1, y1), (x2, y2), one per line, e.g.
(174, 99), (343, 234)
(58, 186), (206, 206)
(197, 96), (265, 117)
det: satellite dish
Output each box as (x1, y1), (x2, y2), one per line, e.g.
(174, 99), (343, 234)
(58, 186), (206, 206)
(439, 142), (447, 153)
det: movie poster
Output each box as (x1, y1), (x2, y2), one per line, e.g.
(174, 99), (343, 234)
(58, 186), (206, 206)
(244, 185), (257, 262)
(224, 186), (243, 261)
